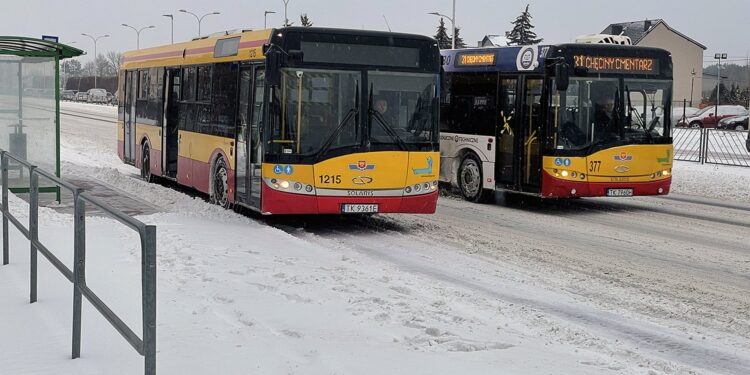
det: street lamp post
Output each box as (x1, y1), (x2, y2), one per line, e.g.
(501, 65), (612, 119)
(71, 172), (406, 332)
(162, 14), (174, 44)
(264, 10), (276, 28)
(429, 0), (457, 49)
(81, 33), (109, 89)
(690, 68), (696, 107)
(282, 0), (291, 27)
(714, 53), (727, 118)
(179, 9), (220, 37)
(121, 24), (155, 50)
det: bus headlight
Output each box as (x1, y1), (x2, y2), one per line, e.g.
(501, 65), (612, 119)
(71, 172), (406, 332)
(663, 169), (670, 176)
(280, 180), (290, 189)
(414, 183), (422, 192)
(305, 184), (313, 193)
(571, 171), (577, 178)
(561, 170), (569, 177)
(405, 186), (412, 193)
(294, 182), (303, 191)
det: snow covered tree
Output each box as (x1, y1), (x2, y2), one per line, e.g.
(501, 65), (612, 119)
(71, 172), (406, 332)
(433, 17), (452, 49)
(506, 4), (543, 46)
(453, 27), (467, 49)
(300, 14), (313, 27)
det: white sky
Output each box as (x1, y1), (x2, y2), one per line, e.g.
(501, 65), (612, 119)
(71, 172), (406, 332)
(2, 0), (749, 65)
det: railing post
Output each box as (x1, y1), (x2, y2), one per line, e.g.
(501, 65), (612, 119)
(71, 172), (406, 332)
(142, 225), (157, 375)
(29, 167), (38, 303)
(2, 151), (8, 266)
(72, 189), (85, 359)
(700, 129), (706, 165)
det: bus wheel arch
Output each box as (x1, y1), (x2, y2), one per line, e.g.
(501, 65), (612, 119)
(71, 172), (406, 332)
(458, 151), (492, 203)
(209, 153), (231, 209)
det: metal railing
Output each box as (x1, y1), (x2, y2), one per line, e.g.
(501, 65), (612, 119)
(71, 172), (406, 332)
(673, 128), (750, 167)
(0, 150), (156, 375)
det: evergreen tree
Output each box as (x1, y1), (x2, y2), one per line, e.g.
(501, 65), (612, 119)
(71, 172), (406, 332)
(453, 27), (467, 49)
(433, 17), (452, 49)
(506, 4), (543, 46)
(300, 13), (313, 27)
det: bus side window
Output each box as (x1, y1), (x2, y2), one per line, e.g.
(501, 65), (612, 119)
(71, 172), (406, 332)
(445, 73), (497, 136)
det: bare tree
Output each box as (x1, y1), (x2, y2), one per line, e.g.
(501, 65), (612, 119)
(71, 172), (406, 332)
(95, 54), (113, 76)
(83, 60), (96, 76)
(104, 51), (124, 75)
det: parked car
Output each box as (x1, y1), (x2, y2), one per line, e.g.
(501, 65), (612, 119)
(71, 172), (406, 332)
(716, 115), (748, 131)
(676, 105), (748, 129)
(74, 91), (88, 102)
(86, 88), (109, 104)
(671, 106), (700, 125)
(60, 90), (76, 101)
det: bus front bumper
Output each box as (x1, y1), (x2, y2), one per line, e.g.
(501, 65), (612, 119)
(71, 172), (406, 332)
(541, 171), (671, 198)
(261, 184), (438, 215)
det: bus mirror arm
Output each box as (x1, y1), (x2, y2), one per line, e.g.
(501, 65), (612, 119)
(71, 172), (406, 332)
(265, 47), (283, 87)
(555, 62), (569, 91)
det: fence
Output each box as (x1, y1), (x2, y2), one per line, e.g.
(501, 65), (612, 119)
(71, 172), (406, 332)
(673, 128), (750, 167)
(0, 150), (156, 375)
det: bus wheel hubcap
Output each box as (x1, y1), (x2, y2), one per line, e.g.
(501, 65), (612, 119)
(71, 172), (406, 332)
(461, 160), (481, 197)
(215, 165), (228, 206)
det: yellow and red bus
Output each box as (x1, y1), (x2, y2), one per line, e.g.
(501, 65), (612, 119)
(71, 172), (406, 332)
(118, 27), (441, 214)
(439, 43), (673, 201)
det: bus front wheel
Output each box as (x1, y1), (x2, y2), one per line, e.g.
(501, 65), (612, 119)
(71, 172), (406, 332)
(211, 158), (230, 209)
(140, 143), (153, 183)
(458, 154), (492, 203)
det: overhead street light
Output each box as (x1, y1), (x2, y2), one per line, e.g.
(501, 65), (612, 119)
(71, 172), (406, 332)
(81, 33), (109, 88)
(428, 0), (456, 49)
(121, 24), (155, 50)
(179, 9), (220, 37)
(264, 10), (276, 29)
(162, 14), (174, 44)
(714, 53), (727, 118)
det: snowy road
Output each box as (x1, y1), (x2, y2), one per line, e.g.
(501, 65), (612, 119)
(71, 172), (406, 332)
(286, 193), (750, 374)
(1, 102), (748, 374)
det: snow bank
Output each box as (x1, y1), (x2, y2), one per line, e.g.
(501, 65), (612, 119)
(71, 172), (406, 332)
(671, 161), (750, 203)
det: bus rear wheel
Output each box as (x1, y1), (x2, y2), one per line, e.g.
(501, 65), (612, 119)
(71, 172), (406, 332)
(211, 158), (230, 209)
(140, 143), (153, 183)
(458, 154), (492, 203)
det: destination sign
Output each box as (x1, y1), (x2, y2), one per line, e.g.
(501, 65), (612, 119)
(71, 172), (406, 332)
(573, 55), (659, 74)
(457, 53), (495, 66)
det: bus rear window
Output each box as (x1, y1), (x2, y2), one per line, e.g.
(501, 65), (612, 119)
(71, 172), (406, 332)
(300, 41), (420, 68)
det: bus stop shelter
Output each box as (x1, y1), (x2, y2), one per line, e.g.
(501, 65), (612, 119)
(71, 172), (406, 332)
(0, 36), (82, 195)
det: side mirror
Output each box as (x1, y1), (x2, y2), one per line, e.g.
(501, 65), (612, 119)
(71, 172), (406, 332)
(266, 48), (282, 87)
(555, 62), (569, 91)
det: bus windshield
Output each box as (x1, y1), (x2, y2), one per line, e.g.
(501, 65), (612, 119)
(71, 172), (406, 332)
(368, 71), (438, 147)
(270, 69), (438, 158)
(553, 77), (671, 150)
(271, 68), (360, 156)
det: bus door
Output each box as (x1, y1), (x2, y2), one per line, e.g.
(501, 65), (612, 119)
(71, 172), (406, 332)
(495, 77), (518, 187)
(123, 71), (137, 163)
(235, 66), (264, 208)
(235, 67), (252, 204)
(162, 68), (180, 179)
(518, 77), (544, 192)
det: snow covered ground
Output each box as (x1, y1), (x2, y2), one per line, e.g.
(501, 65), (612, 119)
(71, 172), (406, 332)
(1, 102), (749, 374)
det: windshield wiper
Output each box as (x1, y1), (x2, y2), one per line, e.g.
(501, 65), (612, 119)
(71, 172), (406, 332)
(314, 81), (359, 162)
(368, 84), (407, 151)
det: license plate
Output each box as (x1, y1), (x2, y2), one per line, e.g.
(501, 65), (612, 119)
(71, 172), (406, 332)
(341, 204), (379, 214)
(606, 188), (633, 197)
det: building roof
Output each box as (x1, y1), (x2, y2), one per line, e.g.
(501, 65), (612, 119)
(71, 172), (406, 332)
(0, 36), (83, 58)
(601, 19), (706, 50)
(480, 35), (510, 47)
